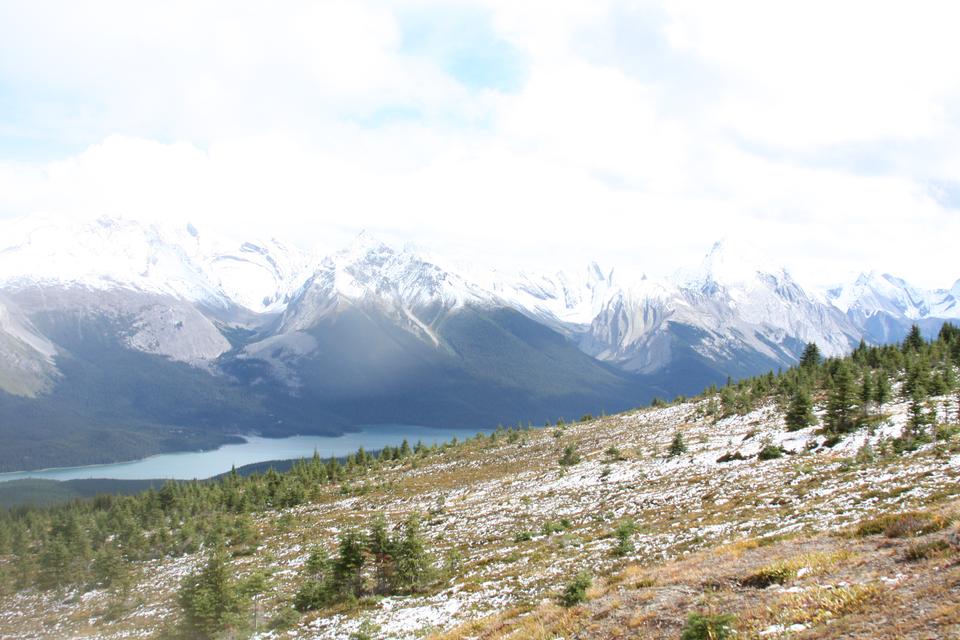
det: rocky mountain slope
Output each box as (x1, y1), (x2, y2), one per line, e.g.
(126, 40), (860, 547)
(0, 213), (957, 472)
(1, 358), (958, 639)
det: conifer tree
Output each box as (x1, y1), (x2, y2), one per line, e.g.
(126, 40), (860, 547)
(612, 518), (637, 557)
(874, 372), (891, 413)
(332, 530), (365, 599)
(367, 516), (393, 594)
(903, 324), (924, 353)
(825, 362), (857, 435)
(177, 548), (245, 639)
(38, 539), (74, 590)
(799, 342), (821, 370)
(294, 547), (333, 612)
(859, 371), (874, 417)
(785, 386), (815, 431)
(91, 543), (128, 589)
(559, 444), (581, 467)
(390, 515), (433, 593)
(907, 387), (932, 438)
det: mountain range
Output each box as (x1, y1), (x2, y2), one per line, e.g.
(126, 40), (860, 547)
(0, 214), (956, 471)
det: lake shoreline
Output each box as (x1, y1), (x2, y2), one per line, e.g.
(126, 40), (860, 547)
(0, 424), (484, 484)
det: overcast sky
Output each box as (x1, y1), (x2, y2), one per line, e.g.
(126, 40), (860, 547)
(0, 0), (958, 288)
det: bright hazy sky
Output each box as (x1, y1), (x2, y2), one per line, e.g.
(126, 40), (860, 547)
(0, 1), (958, 288)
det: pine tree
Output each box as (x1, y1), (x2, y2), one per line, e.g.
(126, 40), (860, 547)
(907, 387), (931, 438)
(38, 539), (74, 590)
(785, 386), (815, 431)
(294, 547), (333, 612)
(390, 515), (433, 593)
(91, 543), (128, 589)
(367, 516), (393, 594)
(332, 530), (365, 599)
(874, 372), (891, 414)
(903, 324), (924, 353)
(825, 362), (857, 435)
(177, 548), (245, 639)
(859, 371), (874, 417)
(799, 342), (821, 370)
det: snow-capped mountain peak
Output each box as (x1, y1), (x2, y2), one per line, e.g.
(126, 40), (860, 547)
(676, 238), (786, 293)
(826, 271), (933, 319)
(0, 214), (312, 313)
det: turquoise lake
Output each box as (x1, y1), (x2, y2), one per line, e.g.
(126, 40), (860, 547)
(0, 424), (484, 483)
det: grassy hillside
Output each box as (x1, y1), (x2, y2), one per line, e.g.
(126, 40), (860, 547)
(0, 326), (958, 638)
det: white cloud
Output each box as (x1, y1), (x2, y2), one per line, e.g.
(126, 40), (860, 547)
(0, 0), (958, 289)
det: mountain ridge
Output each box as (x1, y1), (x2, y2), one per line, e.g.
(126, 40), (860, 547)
(1, 215), (957, 471)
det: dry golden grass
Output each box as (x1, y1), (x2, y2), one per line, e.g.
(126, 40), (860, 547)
(775, 582), (886, 626)
(741, 549), (854, 587)
(428, 602), (585, 640)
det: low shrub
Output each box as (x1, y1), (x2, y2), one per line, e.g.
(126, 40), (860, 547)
(904, 539), (952, 561)
(856, 511), (951, 538)
(757, 445), (784, 460)
(680, 612), (735, 640)
(267, 606), (300, 631)
(559, 445), (581, 467)
(541, 520), (570, 535)
(513, 531), (533, 543)
(741, 562), (795, 588)
(559, 572), (592, 607)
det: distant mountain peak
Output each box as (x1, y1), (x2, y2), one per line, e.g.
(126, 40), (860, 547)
(342, 230), (392, 258)
(676, 238), (785, 292)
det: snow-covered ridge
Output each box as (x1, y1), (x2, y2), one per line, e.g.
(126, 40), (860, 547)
(827, 271), (960, 321)
(2, 214), (956, 324)
(0, 214), (312, 314)
(0, 214), (957, 375)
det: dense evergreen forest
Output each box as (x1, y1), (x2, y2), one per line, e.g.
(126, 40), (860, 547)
(0, 323), (958, 638)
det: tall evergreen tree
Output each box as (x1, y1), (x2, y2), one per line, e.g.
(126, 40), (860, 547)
(785, 386), (815, 431)
(903, 324), (924, 353)
(390, 515), (433, 593)
(799, 342), (822, 370)
(859, 371), (874, 417)
(825, 362), (858, 435)
(874, 372), (891, 413)
(907, 387), (932, 438)
(332, 530), (365, 599)
(367, 516), (393, 594)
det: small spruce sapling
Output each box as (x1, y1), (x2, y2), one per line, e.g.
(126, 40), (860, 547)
(560, 572), (592, 607)
(559, 444), (581, 467)
(668, 432), (687, 457)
